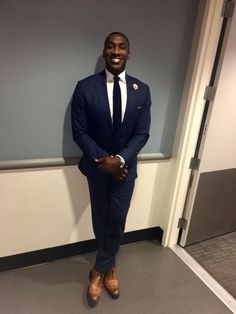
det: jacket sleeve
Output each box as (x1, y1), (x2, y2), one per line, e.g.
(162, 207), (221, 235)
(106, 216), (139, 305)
(118, 85), (151, 163)
(71, 82), (109, 159)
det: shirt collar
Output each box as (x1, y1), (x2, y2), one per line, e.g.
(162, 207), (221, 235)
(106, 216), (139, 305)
(105, 69), (126, 83)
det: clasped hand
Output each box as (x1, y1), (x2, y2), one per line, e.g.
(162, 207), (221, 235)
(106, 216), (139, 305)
(95, 156), (128, 181)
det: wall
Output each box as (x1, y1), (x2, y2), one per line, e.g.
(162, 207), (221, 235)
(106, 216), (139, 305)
(0, 160), (172, 257)
(0, 0), (198, 159)
(0, 0), (200, 258)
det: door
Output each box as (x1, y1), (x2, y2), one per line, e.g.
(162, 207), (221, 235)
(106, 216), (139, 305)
(180, 1), (236, 246)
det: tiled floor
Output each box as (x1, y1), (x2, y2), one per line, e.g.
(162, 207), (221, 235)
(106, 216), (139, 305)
(185, 231), (236, 298)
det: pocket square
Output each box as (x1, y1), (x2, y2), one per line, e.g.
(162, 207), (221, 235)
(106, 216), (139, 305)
(137, 106), (143, 110)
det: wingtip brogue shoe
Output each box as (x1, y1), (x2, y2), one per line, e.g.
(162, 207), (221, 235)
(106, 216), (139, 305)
(104, 267), (120, 299)
(87, 268), (104, 306)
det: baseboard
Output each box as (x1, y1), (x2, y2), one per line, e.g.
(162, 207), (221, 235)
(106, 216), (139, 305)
(0, 227), (163, 272)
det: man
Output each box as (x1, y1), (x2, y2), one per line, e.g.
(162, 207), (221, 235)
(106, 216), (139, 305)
(71, 32), (151, 306)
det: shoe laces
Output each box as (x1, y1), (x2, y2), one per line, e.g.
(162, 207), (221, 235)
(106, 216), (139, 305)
(106, 267), (116, 279)
(92, 271), (104, 287)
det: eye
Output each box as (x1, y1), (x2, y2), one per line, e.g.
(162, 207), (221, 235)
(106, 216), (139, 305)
(119, 44), (128, 50)
(105, 41), (115, 49)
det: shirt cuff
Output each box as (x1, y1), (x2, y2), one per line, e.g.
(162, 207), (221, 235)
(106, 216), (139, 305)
(115, 155), (125, 168)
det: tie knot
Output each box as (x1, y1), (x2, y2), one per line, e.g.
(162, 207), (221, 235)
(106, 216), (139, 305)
(114, 75), (120, 82)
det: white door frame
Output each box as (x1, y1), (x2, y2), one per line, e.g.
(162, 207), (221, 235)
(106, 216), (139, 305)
(179, 0), (235, 246)
(162, 0), (225, 247)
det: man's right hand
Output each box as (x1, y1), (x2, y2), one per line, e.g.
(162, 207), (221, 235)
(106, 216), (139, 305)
(95, 157), (128, 181)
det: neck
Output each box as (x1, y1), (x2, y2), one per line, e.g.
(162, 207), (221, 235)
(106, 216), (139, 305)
(106, 68), (126, 76)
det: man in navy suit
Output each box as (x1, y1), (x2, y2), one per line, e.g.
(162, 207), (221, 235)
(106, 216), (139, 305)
(71, 32), (151, 305)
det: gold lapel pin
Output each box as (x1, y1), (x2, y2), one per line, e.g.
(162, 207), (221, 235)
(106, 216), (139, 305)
(132, 83), (138, 90)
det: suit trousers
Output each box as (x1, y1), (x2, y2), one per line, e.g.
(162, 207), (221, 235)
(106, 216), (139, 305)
(87, 175), (135, 274)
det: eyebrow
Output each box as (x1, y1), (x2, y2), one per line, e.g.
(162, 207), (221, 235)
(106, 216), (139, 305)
(105, 39), (128, 46)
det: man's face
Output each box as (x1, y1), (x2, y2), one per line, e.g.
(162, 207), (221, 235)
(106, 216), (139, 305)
(103, 34), (130, 75)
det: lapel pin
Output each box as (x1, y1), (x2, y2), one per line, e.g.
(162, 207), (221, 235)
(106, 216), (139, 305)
(132, 83), (138, 90)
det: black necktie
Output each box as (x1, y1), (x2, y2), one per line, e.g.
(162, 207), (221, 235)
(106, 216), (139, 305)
(113, 75), (121, 132)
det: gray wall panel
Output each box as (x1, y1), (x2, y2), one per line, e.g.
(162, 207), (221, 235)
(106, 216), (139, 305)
(186, 169), (236, 245)
(0, 0), (199, 160)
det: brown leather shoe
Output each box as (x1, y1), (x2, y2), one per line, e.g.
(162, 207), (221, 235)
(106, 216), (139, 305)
(104, 267), (120, 299)
(87, 268), (104, 306)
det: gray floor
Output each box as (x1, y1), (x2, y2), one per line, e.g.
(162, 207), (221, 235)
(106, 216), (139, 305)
(185, 231), (236, 299)
(0, 241), (232, 314)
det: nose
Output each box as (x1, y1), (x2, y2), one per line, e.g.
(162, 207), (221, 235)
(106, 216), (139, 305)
(113, 45), (120, 54)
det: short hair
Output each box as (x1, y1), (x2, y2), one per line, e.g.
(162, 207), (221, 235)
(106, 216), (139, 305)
(104, 32), (130, 51)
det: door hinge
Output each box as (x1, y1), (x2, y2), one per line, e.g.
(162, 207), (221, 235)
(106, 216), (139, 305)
(189, 157), (200, 170)
(204, 86), (216, 101)
(178, 218), (187, 229)
(222, 0), (235, 18)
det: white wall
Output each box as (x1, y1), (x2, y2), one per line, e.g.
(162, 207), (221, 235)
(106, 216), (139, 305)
(0, 160), (172, 257)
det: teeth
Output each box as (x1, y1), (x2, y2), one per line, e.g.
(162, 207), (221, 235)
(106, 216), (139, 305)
(111, 58), (120, 63)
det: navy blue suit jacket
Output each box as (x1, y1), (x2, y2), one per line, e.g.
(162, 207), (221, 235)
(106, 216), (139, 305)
(71, 70), (151, 181)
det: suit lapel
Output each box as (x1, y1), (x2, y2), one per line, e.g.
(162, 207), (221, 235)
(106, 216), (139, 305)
(122, 74), (136, 127)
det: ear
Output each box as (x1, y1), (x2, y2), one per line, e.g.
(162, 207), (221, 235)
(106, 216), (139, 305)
(127, 53), (130, 59)
(102, 50), (105, 58)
